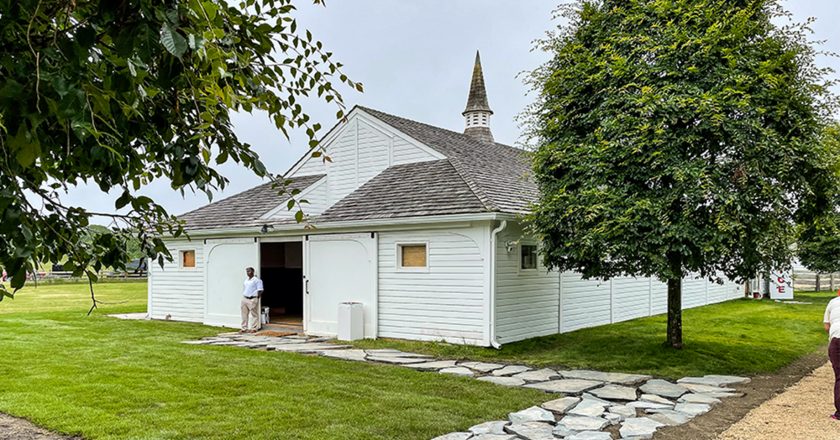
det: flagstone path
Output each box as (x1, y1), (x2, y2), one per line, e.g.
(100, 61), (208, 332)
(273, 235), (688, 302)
(186, 332), (752, 439)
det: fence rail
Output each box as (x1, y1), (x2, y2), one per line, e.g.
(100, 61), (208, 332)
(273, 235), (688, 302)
(793, 269), (840, 292)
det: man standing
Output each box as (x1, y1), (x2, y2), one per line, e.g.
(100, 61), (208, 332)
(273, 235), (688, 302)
(240, 267), (264, 333)
(824, 289), (840, 420)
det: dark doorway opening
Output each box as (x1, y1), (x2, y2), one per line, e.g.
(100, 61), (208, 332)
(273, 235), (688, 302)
(260, 242), (303, 327)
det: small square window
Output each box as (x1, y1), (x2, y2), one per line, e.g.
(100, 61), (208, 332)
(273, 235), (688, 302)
(520, 244), (537, 270)
(181, 250), (196, 268)
(399, 244), (427, 268)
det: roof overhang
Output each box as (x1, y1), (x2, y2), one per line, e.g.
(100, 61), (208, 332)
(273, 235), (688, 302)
(173, 212), (521, 239)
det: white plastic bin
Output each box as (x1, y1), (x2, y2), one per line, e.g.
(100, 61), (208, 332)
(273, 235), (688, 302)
(337, 302), (364, 341)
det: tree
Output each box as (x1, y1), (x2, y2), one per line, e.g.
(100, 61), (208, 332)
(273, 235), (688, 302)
(524, 0), (837, 348)
(798, 124), (840, 274)
(0, 0), (360, 302)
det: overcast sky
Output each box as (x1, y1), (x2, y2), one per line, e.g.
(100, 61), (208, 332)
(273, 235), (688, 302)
(66, 1), (840, 225)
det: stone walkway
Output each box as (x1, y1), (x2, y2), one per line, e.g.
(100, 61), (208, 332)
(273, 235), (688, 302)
(185, 333), (750, 440)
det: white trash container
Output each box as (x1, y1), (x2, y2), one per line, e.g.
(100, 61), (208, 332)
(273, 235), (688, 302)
(337, 302), (364, 341)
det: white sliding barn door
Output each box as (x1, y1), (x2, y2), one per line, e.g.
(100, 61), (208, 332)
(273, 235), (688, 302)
(304, 233), (377, 338)
(205, 238), (259, 327)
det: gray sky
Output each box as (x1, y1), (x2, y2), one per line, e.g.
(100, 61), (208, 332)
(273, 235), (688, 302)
(67, 1), (840, 224)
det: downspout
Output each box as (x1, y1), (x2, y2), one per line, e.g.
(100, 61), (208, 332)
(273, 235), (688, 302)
(489, 220), (507, 349)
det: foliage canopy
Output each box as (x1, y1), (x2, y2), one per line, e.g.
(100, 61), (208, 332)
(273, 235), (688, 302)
(524, 0), (837, 346)
(0, 0), (358, 300)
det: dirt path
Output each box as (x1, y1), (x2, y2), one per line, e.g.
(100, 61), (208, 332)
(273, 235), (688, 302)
(656, 351), (828, 440)
(0, 414), (78, 440)
(716, 361), (840, 440)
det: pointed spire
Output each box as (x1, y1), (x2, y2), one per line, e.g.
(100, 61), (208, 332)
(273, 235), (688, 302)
(463, 51), (493, 116)
(462, 50), (494, 143)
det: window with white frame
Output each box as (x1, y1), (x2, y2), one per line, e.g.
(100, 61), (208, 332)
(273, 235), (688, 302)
(520, 244), (537, 270)
(398, 243), (427, 269)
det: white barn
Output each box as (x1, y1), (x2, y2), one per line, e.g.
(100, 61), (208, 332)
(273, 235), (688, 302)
(149, 53), (742, 346)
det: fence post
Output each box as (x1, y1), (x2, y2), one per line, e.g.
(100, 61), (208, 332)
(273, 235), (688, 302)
(817, 274), (821, 292)
(832, 273), (836, 292)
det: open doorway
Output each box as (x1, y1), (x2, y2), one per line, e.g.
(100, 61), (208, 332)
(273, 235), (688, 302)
(259, 241), (303, 329)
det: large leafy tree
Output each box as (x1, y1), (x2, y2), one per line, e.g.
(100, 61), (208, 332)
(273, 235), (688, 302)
(525, 0), (837, 348)
(798, 124), (840, 274)
(0, 0), (359, 302)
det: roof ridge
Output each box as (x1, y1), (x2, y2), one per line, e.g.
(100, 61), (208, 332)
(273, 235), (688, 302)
(357, 105), (525, 154)
(445, 157), (498, 212)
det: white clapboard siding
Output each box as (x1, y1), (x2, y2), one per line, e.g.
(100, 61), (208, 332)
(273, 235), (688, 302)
(149, 240), (205, 323)
(392, 136), (438, 165)
(494, 224), (559, 344)
(378, 228), (487, 345)
(268, 178), (329, 220)
(293, 153), (327, 176)
(496, 222), (744, 344)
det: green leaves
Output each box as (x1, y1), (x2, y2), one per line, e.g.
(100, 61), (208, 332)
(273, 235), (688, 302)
(160, 23), (188, 59)
(0, 0), (359, 294)
(525, 0), (836, 285)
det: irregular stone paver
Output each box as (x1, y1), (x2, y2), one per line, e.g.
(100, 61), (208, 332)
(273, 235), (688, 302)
(588, 384), (637, 401)
(603, 412), (622, 425)
(402, 360), (458, 371)
(608, 404), (636, 419)
(508, 406), (555, 424)
(567, 431), (613, 440)
(680, 383), (735, 394)
(559, 369), (651, 385)
(619, 417), (664, 439)
(627, 400), (672, 410)
(513, 368), (561, 382)
(460, 361), (505, 373)
(471, 435), (517, 440)
(678, 393), (721, 405)
(430, 433), (471, 440)
(476, 376), (527, 387)
(524, 379), (603, 394)
(552, 424), (576, 438)
(269, 343), (350, 352)
(367, 356), (431, 364)
(677, 375), (750, 387)
(639, 394), (675, 406)
(541, 396), (580, 414)
(568, 399), (607, 417)
(505, 422), (556, 440)
(646, 409), (693, 426)
(556, 415), (609, 432)
(439, 367), (475, 377)
(319, 349), (367, 361)
(492, 365), (532, 376)
(673, 402), (711, 416)
(639, 379), (689, 398)
(580, 394), (612, 405)
(469, 420), (509, 435)
(701, 391), (744, 398)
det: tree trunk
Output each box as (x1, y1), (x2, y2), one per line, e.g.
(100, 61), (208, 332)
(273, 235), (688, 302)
(665, 252), (683, 349)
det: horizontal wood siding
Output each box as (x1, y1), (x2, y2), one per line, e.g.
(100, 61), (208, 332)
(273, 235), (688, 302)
(392, 136), (438, 165)
(149, 240), (205, 322)
(378, 227), (486, 344)
(494, 223), (559, 344)
(494, 223), (744, 344)
(293, 155), (327, 176)
(270, 178), (328, 220)
(357, 121), (390, 183)
(560, 273), (612, 332)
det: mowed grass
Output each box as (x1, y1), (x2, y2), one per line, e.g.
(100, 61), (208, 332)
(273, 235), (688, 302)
(355, 291), (835, 379)
(0, 282), (545, 440)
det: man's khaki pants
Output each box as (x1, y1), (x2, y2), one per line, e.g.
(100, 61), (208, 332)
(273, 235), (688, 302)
(240, 297), (260, 331)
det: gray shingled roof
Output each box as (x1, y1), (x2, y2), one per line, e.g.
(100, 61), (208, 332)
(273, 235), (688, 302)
(318, 160), (487, 222)
(177, 106), (538, 230)
(358, 107), (538, 214)
(177, 174), (324, 230)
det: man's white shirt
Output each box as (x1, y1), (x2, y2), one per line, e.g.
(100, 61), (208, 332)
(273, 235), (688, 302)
(242, 277), (264, 298)
(824, 296), (840, 340)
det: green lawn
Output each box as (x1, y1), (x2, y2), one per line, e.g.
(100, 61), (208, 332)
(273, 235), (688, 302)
(355, 291), (834, 379)
(0, 282), (545, 440)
